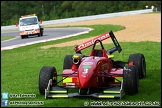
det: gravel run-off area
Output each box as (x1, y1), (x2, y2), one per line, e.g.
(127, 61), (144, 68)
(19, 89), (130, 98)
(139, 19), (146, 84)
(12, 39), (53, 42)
(41, 13), (161, 49)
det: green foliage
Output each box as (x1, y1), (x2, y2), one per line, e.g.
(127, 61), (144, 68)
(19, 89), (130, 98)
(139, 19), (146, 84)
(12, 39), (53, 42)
(1, 1), (161, 26)
(61, 1), (73, 12)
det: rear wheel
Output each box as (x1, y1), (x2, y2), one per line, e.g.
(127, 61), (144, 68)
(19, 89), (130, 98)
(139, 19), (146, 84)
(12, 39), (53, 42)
(63, 55), (73, 70)
(39, 66), (57, 95)
(41, 28), (43, 36)
(128, 53), (146, 78)
(123, 65), (139, 95)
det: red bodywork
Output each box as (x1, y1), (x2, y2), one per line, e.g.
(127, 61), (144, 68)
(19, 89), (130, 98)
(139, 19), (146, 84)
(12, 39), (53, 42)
(62, 32), (123, 89)
(75, 32), (110, 52)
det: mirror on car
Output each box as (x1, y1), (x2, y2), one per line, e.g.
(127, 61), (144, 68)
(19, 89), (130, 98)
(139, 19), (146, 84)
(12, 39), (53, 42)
(16, 22), (19, 26)
(39, 20), (42, 24)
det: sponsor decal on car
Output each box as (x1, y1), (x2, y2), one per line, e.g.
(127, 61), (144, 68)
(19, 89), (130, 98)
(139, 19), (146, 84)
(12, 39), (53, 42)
(83, 62), (93, 65)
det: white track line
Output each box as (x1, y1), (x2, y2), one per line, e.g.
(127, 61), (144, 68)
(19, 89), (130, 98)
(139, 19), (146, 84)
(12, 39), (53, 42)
(1, 28), (93, 51)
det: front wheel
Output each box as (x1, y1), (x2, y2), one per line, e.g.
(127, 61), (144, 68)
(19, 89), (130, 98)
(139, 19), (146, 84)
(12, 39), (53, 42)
(21, 35), (25, 39)
(39, 66), (57, 95)
(123, 65), (139, 95)
(38, 33), (41, 37)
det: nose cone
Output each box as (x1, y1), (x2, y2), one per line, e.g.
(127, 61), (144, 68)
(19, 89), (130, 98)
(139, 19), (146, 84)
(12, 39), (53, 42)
(78, 56), (99, 88)
(78, 64), (94, 88)
(79, 77), (89, 88)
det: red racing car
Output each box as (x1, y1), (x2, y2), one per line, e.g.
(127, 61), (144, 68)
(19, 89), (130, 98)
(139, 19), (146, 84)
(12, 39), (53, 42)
(38, 31), (146, 99)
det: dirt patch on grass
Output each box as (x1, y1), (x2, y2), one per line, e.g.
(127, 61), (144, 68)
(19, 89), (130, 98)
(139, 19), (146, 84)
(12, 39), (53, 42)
(41, 13), (161, 49)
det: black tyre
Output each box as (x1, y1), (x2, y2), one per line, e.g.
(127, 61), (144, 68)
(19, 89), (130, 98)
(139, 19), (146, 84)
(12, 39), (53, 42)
(41, 28), (43, 36)
(21, 36), (24, 39)
(63, 55), (73, 70)
(128, 53), (146, 78)
(38, 33), (41, 37)
(39, 66), (57, 95)
(123, 65), (139, 95)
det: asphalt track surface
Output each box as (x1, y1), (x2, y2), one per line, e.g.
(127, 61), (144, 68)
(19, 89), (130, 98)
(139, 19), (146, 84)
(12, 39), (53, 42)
(1, 28), (92, 50)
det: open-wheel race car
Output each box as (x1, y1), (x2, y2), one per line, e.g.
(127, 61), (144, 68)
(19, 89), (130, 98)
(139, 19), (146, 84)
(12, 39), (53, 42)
(38, 31), (146, 99)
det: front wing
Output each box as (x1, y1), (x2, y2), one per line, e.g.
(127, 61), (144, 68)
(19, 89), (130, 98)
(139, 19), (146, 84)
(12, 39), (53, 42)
(45, 79), (124, 99)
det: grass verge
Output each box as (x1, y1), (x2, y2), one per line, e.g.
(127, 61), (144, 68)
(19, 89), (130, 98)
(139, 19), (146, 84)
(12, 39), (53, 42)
(1, 24), (161, 107)
(1, 36), (16, 41)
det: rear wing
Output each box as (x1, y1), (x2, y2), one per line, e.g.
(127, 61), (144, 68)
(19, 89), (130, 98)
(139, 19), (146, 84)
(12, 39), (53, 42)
(74, 31), (122, 53)
(109, 31), (122, 54)
(75, 32), (110, 52)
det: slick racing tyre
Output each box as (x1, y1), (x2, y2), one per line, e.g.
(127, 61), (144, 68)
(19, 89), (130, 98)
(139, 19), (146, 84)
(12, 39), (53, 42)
(39, 66), (57, 95)
(128, 53), (146, 78)
(123, 65), (139, 95)
(63, 55), (73, 70)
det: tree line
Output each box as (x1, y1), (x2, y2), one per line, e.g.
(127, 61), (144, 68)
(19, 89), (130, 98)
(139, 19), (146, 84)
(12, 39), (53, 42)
(1, 1), (161, 26)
